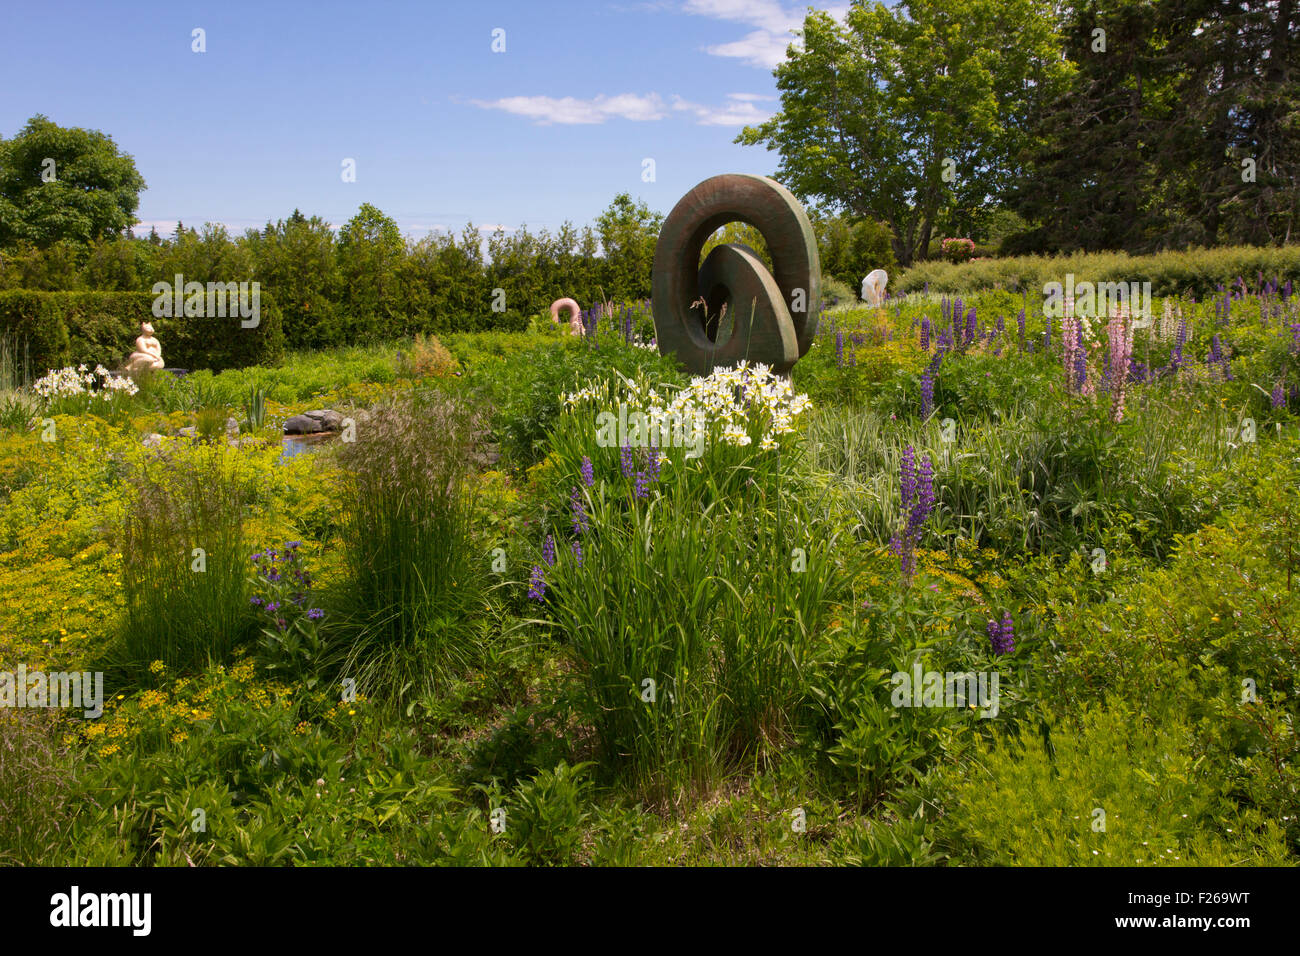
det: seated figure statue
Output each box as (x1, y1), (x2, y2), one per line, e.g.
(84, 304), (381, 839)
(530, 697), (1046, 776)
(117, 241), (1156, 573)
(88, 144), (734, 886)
(125, 321), (165, 375)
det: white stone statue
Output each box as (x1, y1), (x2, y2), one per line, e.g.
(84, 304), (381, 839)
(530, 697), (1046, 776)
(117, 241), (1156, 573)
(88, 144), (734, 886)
(125, 321), (164, 375)
(861, 269), (888, 308)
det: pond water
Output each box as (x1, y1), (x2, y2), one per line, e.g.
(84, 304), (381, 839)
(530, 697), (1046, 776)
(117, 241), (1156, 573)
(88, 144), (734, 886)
(281, 432), (337, 460)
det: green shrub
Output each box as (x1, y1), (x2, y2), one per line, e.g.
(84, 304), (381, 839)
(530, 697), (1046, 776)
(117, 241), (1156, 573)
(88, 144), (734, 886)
(0, 289), (285, 372)
(895, 244), (1300, 299)
(936, 701), (1291, 865)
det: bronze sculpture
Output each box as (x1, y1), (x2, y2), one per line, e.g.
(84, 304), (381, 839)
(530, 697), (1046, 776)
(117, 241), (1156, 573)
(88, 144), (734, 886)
(651, 174), (821, 376)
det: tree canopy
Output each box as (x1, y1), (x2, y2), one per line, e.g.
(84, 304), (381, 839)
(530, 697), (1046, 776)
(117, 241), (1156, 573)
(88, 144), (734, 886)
(0, 114), (146, 249)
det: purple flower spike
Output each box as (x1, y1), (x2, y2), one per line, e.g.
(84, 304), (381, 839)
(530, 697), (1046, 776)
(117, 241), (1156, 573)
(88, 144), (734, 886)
(991, 612), (1015, 655)
(634, 471), (649, 499)
(542, 534), (556, 567)
(580, 455), (594, 487)
(645, 445), (661, 482)
(528, 565), (546, 602)
(570, 486), (589, 534)
(620, 445), (635, 478)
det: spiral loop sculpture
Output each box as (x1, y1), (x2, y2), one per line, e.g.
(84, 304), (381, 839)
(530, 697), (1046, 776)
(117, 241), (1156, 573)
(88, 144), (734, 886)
(651, 174), (820, 376)
(549, 297), (583, 336)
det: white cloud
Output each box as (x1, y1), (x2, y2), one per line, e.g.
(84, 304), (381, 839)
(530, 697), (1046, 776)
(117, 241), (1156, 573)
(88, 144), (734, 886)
(671, 93), (774, 126)
(682, 1), (851, 68)
(471, 93), (667, 125)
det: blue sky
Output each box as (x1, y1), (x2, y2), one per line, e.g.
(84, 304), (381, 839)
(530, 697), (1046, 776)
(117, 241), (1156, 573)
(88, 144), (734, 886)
(0, 0), (848, 240)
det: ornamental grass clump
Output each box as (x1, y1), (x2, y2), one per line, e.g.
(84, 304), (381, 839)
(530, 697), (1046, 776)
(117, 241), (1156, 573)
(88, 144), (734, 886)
(531, 467), (850, 803)
(334, 392), (488, 705)
(118, 445), (253, 682)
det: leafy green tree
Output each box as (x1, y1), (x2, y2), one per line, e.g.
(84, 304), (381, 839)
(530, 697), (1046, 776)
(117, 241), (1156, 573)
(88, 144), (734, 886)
(1156, 0), (1300, 247)
(736, 1), (1070, 266)
(0, 115), (146, 249)
(811, 211), (896, 287)
(248, 211), (341, 348)
(595, 194), (662, 302)
(336, 203), (406, 338)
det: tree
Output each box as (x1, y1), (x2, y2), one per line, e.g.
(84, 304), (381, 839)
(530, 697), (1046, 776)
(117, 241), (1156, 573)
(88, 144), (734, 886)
(735, 1), (1070, 266)
(1156, 0), (1300, 246)
(249, 212), (341, 348)
(0, 115), (146, 249)
(336, 203), (405, 336)
(594, 194), (662, 302)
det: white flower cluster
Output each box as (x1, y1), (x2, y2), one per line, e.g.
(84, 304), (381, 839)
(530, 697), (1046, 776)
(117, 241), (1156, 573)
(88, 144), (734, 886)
(564, 361), (811, 453)
(682, 362), (811, 450)
(32, 364), (139, 402)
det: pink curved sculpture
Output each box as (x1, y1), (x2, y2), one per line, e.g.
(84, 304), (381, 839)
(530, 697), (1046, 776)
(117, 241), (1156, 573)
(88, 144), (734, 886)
(550, 298), (583, 336)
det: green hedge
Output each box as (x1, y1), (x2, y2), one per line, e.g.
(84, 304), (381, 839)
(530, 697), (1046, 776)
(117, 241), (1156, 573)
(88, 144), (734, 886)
(0, 290), (285, 373)
(895, 245), (1300, 298)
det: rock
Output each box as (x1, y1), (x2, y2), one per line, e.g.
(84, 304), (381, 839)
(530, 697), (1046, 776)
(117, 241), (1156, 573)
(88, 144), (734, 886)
(178, 426), (197, 438)
(142, 432), (164, 449)
(284, 409), (344, 434)
(225, 417), (240, 436)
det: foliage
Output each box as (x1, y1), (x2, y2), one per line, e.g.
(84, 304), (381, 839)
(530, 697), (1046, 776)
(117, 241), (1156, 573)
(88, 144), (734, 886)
(333, 392), (490, 707)
(0, 115), (146, 249)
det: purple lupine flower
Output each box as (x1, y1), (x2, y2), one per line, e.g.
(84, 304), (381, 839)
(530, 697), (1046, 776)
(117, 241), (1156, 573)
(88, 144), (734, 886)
(963, 308), (977, 346)
(570, 486), (589, 534)
(1017, 309), (1026, 348)
(580, 455), (594, 487)
(645, 445), (661, 482)
(265, 601), (280, 614)
(900, 445), (917, 509)
(835, 329), (845, 368)
(921, 370), (935, 419)
(1271, 383), (1285, 409)
(894, 446), (935, 582)
(528, 566), (546, 602)
(542, 534), (556, 567)
(986, 618), (999, 651)
(995, 314), (1005, 338)
(991, 612), (1015, 655)
(571, 539), (583, 568)
(250, 595), (264, 607)
(920, 316), (931, 352)
(308, 608), (324, 621)
(1073, 328), (1087, 391)
(620, 445), (635, 478)
(634, 471), (649, 499)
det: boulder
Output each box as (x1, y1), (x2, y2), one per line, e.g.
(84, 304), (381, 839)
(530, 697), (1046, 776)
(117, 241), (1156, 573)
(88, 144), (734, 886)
(283, 409), (344, 434)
